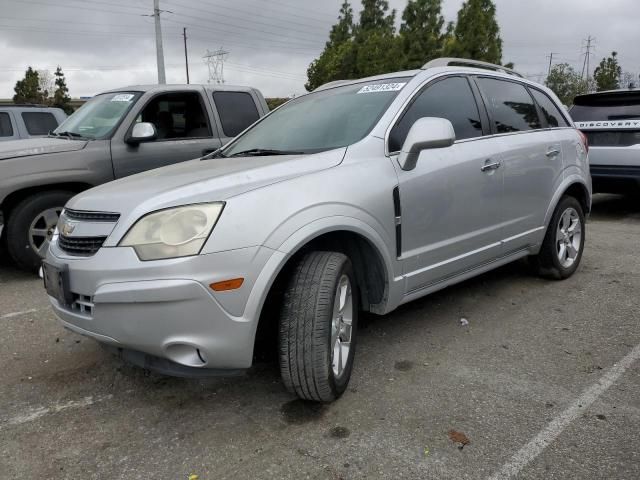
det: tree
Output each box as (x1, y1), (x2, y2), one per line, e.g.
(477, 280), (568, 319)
(444, 0), (502, 65)
(13, 67), (45, 104)
(620, 71), (638, 90)
(305, 1), (357, 91)
(53, 66), (72, 114)
(594, 51), (622, 91)
(545, 63), (588, 106)
(400, 0), (445, 69)
(38, 70), (54, 103)
(357, 0), (395, 34)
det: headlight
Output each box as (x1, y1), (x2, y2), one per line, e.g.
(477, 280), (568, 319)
(120, 203), (224, 260)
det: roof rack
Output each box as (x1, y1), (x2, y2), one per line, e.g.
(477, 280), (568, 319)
(422, 58), (524, 78)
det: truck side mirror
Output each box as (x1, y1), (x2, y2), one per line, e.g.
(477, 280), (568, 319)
(127, 122), (157, 145)
(398, 117), (456, 171)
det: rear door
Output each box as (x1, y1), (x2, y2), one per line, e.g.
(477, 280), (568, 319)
(391, 75), (505, 292)
(474, 77), (563, 252)
(110, 90), (222, 178)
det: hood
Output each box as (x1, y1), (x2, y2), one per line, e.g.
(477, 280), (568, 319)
(67, 148), (346, 214)
(0, 137), (88, 161)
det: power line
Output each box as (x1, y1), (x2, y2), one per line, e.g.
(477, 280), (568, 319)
(203, 49), (229, 84)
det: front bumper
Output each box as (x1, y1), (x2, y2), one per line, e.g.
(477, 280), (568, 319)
(46, 240), (282, 370)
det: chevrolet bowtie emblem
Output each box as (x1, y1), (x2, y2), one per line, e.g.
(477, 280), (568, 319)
(61, 221), (77, 236)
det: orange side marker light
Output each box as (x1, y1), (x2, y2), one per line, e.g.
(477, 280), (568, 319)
(210, 278), (244, 292)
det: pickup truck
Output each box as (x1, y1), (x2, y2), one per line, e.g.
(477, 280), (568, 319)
(0, 84), (268, 271)
(0, 105), (67, 141)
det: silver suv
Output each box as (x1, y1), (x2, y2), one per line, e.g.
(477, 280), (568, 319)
(44, 58), (591, 402)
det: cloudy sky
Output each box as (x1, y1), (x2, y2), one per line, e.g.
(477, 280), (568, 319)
(0, 0), (638, 99)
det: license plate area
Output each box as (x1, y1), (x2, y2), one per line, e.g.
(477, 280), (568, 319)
(42, 262), (74, 307)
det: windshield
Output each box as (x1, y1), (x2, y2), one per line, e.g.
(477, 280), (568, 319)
(223, 78), (410, 156)
(53, 92), (142, 139)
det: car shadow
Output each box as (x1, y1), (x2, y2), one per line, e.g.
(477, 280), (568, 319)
(590, 193), (640, 222)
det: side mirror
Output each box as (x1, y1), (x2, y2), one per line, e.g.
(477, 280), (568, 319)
(398, 117), (456, 171)
(127, 122), (157, 145)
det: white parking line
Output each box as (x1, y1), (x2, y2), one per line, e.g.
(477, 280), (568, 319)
(1, 395), (113, 429)
(0, 308), (41, 319)
(489, 343), (640, 480)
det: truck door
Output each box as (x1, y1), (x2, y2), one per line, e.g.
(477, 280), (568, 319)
(110, 90), (222, 178)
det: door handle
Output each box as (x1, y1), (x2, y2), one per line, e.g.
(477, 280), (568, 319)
(481, 160), (502, 172)
(546, 148), (561, 158)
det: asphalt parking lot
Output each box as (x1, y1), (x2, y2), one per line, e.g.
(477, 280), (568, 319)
(0, 194), (638, 480)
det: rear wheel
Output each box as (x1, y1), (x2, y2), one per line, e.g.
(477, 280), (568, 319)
(279, 251), (358, 402)
(530, 196), (585, 279)
(6, 191), (73, 272)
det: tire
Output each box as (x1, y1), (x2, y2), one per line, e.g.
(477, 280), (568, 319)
(6, 191), (73, 272)
(279, 251), (358, 402)
(530, 196), (585, 280)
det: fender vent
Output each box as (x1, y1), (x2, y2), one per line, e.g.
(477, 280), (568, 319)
(393, 186), (402, 258)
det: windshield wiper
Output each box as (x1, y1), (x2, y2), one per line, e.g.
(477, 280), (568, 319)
(50, 131), (88, 140)
(229, 148), (303, 157)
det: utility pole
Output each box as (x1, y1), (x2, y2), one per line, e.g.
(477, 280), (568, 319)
(547, 52), (558, 77)
(153, 0), (166, 84)
(581, 35), (595, 86)
(183, 27), (190, 84)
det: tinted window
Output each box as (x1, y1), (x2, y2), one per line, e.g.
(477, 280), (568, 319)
(0, 112), (13, 137)
(22, 112), (59, 135)
(135, 92), (211, 140)
(389, 76), (482, 152)
(530, 89), (569, 128)
(213, 91), (260, 137)
(476, 78), (541, 133)
(570, 93), (640, 122)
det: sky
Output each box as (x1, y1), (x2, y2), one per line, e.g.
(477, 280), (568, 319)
(0, 0), (638, 99)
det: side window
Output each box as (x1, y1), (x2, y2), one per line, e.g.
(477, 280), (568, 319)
(212, 91), (260, 137)
(530, 89), (570, 128)
(21, 112), (59, 135)
(135, 92), (211, 141)
(389, 76), (483, 152)
(0, 112), (14, 137)
(476, 78), (541, 133)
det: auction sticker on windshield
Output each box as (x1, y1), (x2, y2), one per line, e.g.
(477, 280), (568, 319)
(357, 83), (407, 94)
(111, 94), (135, 102)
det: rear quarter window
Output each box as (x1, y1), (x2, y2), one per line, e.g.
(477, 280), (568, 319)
(0, 112), (14, 137)
(212, 91), (261, 137)
(21, 111), (59, 135)
(530, 89), (570, 128)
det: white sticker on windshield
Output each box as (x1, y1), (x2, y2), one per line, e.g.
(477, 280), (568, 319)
(111, 94), (135, 102)
(357, 82), (406, 94)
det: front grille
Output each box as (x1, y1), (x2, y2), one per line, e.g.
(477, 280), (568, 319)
(58, 235), (107, 256)
(584, 130), (640, 147)
(64, 209), (121, 222)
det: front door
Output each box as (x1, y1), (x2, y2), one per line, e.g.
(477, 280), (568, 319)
(388, 76), (505, 293)
(110, 91), (222, 178)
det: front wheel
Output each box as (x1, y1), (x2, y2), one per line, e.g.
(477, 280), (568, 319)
(530, 196), (585, 279)
(6, 191), (73, 272)
(279, 251), (358, 402)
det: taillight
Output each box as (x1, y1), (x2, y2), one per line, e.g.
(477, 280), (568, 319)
(577, 129), (589, 153)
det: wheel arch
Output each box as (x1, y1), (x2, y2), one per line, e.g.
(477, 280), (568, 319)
(1, 182), (92, 221)
(252, 222), (394, 362)
(545, 177), (591, 229)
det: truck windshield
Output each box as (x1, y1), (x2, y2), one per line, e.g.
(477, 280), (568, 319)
(223, 78), (410, 156)
(53, 92), (142, 140)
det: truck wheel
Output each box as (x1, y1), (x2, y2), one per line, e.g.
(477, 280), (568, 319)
(279, 251), (358, 402)
(6, 191), (73, 272)
(530, 196), (585, 280)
